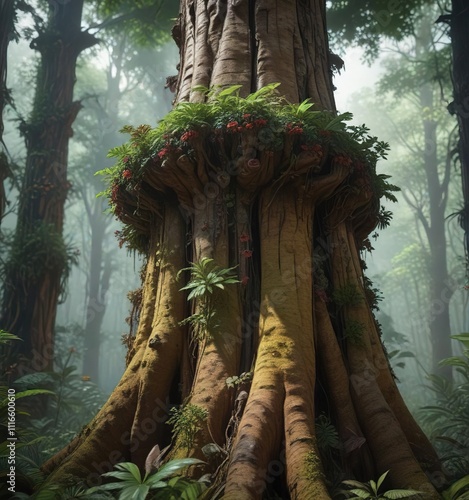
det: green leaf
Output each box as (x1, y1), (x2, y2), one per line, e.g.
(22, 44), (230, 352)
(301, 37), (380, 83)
(148, 458), (205, 485)
(218, 85), (243, 97)
(441, 475), (469, 500)
(116, 462), (143, 482)
(439, 357), (469, 369)
(377, 469), (390, 491)
(382, 489), (423, 498)
(118, 483), (150, 500)
(0, 331), (21, 344)
(451, 334), (469, 350)
(101, 471), (135, 482)
(347, 488), (372, 498)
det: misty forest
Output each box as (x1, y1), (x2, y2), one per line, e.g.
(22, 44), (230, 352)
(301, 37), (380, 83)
(0, 0), (468, 499)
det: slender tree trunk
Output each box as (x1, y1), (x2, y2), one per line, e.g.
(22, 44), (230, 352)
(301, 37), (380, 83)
(81, 37), (127, 381)
(0, 0), (15, 224)
(449, 0), (469, 272)
(82, 212), (112, 384)
(0, 1), (97, 369)
(420, 76), (453, 376)
(43, 2), (442, 498)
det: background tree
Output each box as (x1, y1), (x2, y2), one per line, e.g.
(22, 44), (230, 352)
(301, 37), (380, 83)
(42, 2), (442, 498)
(437, 1), (469, 274)
(75, 31), (175, 384)
(0, 0), (15, 224)
(0, 0), (176, 373)
(0, 0), (97, 369)
(329, 0), (464, 374)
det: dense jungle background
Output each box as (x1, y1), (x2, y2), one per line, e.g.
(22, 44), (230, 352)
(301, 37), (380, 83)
(0, 0), (468, 498)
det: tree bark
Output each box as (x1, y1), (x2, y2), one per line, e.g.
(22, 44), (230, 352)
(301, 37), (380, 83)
(449, 0), (469, 273)
(0, 1), (97, 369)
(0, 0), (15, 224)
(415, 19), (454, 376)
(43, 2), (442, 498)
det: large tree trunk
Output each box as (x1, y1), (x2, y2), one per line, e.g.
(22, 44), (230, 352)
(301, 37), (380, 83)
(43, 1), (442, 498)
(0, 1), (96, 369)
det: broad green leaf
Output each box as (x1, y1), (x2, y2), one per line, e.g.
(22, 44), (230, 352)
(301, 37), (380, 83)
(115, 462), (142, 482)
(439, 357), (469, 369)
(441, 474), (469, 500)
(451, 334), (469, 350)
(347, 488), (372, 498)
(118, 483), (150, 500)
(218, 85), (243, 97)
(148, 458), (205, 484)
(100, 474), (136, 485)
(382, 489), (423, 498)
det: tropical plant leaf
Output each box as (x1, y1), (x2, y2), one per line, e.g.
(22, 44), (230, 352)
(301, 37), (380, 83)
(118, 483), (150, 500)
(148, 458), (205, 485)
(441, 474), (469, 500)
(382, 489), (423, 498)
(346, 488), (372, 498)
(451, 334), (469, 350)
(0, 330), (21, 344)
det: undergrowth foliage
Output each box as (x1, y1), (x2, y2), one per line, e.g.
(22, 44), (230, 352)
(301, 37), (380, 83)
(419, 334), (469, 480)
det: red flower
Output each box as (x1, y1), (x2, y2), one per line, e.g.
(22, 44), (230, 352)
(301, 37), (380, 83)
(242, 249), (253, 258)
(255, 119), (267, 127)
(245, 122), (254, 129)
(241, 275), (250, 286)
(240, 233), (250, 243)
(227, 121), (239, 130)
(123, 169), (132, 179)
(287, 126), (303, 135)
(123, 156), (130, 163)
(158, 148), (169, 159)
(243, 114), (251, 119)
(181, 130), (198, 142)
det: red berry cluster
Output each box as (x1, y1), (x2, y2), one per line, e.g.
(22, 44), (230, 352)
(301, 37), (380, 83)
(180, 130), (199, 142)
(226, 115), (269, 133)
(286, 122), (304, 135)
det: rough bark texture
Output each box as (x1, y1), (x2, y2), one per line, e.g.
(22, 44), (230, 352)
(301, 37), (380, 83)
(44, 1), (442, 498)
(0, 1), (97, 369)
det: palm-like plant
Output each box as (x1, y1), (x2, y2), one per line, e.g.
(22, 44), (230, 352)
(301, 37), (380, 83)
(342, 470), (423, 499)
(87, 458), (206, 500)
(419, 334), (469, 478)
